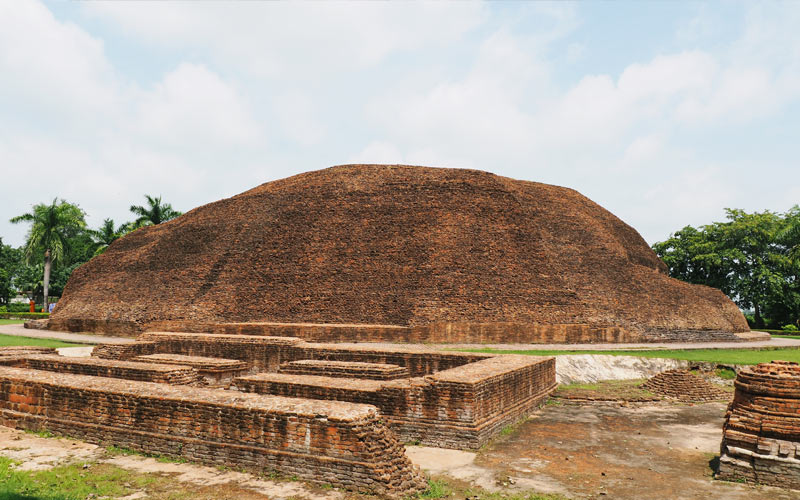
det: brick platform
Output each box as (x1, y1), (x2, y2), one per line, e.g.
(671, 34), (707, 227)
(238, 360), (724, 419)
(236, 354), (557, 449)
(643, 370), (729, 402)
(0, 366), (426, 495)
(116, 332), (490, 376)
(133, 354), (249, 384)
(0, 346), (56, 355)
(278, 360), (410, 380)
(92, 332), (558, 448)
(20, 355), (200, 385)
(718, 361), (800, 489)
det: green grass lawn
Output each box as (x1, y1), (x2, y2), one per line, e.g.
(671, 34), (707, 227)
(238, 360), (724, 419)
(457, 347), (800, 365)
(0, 334), (83, 348)
(0, 320), (24, 325)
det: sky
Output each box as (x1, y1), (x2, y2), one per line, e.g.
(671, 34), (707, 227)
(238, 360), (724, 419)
(1, 1), (799, 248)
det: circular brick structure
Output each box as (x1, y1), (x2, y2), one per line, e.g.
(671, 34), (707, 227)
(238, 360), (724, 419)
(718, 361), (800, 489)
(643, 369), (729, 402)
(49, 165), (750, 342)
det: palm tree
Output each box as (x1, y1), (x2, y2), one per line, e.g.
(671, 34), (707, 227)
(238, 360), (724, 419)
(89, 218), (127, 256)
(129, 195), (182, 227)
(10, 199), (86, 311)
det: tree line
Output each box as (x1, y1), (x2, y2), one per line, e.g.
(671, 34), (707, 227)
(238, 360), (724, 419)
(1, 195), (181, 310)
(653, 206), (800, 330)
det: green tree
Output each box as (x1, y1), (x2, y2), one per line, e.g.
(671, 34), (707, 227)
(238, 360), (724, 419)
(9, 199), (87, 311)
(653, 208), (790, 329)
(89, 218), (127, 256)
(0, 238), (23, 305)
(129, 195), (182, 227)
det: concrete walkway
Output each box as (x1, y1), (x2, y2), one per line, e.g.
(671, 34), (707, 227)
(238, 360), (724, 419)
(2, 323), (799, 350)
(0, 324), (133, 344)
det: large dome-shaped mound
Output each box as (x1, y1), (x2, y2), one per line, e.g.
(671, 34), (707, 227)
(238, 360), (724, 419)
(49, 165), (751, 342)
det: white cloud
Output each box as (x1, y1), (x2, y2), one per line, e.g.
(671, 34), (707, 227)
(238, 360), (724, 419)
(271, 91), (325, 147)
(81, 2), (487, 77)
(133, 63), (262, 149)
(0, 0), (118, 124)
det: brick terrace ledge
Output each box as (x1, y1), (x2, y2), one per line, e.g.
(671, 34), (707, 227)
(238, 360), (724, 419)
(278, 360), (410, 380)
(0, 366), (426, 496)
(19, 354), (201, 385)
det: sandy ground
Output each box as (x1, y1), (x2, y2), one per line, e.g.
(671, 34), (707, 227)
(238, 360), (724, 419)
(471, 402), (799, 500)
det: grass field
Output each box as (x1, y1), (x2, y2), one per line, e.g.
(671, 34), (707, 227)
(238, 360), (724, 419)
(0, 319), (24, 325)
(457, 347), (800, 365)
(0, 334), (83, 348)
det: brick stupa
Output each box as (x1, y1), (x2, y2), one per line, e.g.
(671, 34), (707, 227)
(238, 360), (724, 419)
(46, 165), (753, 343)
(718, 361), (800, 488)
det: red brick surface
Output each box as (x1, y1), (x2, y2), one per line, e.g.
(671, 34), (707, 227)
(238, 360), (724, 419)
(93, 332), (556, 449)
(18, 355), (200, 385)
(718, 361), (800, 489)
(278, 360), (410, 380)
(49, 165), (748, 342)
(643, 370), (729, 402)
(0, 366), (426, 495)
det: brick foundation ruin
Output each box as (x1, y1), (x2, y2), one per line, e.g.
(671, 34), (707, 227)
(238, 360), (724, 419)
(718, 361), (800, 489)
(0, 333), (557, 494)
(644, 370), (730, 402)
(0, 366), (426, 495)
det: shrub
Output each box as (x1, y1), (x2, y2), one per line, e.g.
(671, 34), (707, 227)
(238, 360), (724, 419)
(6, 303), (35, 313)
(782, 324), (799, 332)
(0, 312), (49, 319)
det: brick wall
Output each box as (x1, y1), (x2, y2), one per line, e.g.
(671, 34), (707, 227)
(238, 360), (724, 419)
(94, 333), (558, 448)
(235, 355), (557, 449)
(44, 317), (757, 344)
(0, 366), (426, 496)
(122, 332), (489, 377)
(20, 355), (201, 385)
(278, 360), (410, 380)
(718, 361), (800, 489)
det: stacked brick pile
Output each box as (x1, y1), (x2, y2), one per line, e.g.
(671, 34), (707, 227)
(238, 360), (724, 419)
(278, 360), (410, 380)
(718, 361), (800, 489)
(21, 355), (201, 385)
(644, 370), (729, 402)
(0, 366), (427, 495)
(49, 164), (749, 343)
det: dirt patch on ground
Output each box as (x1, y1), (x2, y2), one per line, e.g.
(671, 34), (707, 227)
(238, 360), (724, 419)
(553, 379), (662, 402)
(474, 402), (797, 499)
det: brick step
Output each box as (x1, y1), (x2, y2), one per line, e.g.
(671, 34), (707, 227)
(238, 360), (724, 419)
(133, 354), (249, 383)
(18, 354), (200, 385)
(278, 360), (409, 380)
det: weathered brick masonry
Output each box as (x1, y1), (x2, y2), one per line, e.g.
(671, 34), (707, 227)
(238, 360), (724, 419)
(236, 355), (557, 449)
(92, 332), (558, 449)
(718, 361), (800, 489)
(50, 165), (751, 343)
(133, 354), (248, 384)
(106, 332), (491, 376)
(644, 370), (730, 402)
(16, 355), (201, 384)
(278, 360), (410, 380)
(0, 366), (426, 495)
